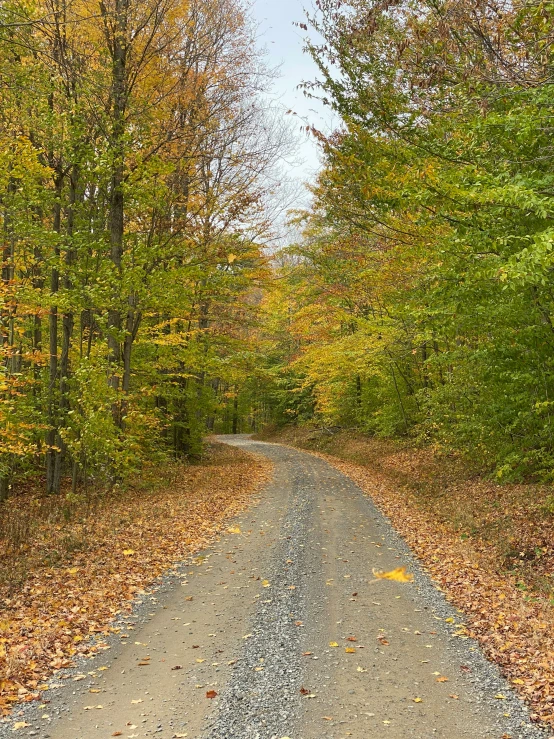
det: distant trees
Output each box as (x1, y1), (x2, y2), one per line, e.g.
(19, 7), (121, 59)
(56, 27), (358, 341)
(0, 0), (286, 496)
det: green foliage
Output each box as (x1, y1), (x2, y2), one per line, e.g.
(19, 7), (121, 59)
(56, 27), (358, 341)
(0, 0), (282, 496)
(259, 0), (554, 480)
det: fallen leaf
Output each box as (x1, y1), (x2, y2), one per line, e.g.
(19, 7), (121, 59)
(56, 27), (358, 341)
(436, 676), (449, 683)
(206, 690), (218, 699)
(413, 697), (422, 703)
(345, 647), (356, 653)
(372, 566), (413, 583)
(122, 549), (135, 556)
(261, 580), (270, 587)
(329, 642), (339, 647)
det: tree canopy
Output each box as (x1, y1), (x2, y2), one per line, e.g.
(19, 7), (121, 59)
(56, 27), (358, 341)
(260, 0), (554, 481)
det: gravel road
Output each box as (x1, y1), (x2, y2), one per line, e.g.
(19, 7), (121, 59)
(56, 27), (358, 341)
(1, 436), (549, 739)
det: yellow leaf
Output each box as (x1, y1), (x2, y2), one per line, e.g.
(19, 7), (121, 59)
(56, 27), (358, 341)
(66, 567), (79, 574)
(227, 526), (241, 534)
(512, 678), (524, 685)
(261, 580), (270, 587)
(413, 697), (422, 703)
(227, 253), (238, 263)
(122, 549), (135, 556)
(329, 642), (339, 647)
(494, 694), (506, 700)
(12, 722), (29, 730)
(345, 647), (356, 653)
(372, 567), (413, 583)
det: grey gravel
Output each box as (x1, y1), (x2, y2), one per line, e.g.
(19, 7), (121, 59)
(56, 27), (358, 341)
(1, 435), (551, 739)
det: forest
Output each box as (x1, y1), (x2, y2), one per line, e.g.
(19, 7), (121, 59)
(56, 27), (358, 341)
(3, 0), (554, 498)
(263, 0), (554, 484)
(4, 0), (554, 732)
(0, 0), (291, 500)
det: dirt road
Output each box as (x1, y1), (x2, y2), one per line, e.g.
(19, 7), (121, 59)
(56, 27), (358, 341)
(5, 437), (547, 739)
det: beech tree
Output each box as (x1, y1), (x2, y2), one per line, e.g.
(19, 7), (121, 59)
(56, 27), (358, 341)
(262, 0), (554, 480)
(0, 0), (288, 496)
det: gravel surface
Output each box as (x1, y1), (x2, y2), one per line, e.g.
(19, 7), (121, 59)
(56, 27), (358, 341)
(1, 435), (550, 739)
(203, 444), (313, 739)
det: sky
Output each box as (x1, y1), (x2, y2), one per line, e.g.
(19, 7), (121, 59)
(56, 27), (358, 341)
(250, 0), (336, 187)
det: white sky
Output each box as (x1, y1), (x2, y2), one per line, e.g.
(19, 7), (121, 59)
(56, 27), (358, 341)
(250, 0), (335, 187)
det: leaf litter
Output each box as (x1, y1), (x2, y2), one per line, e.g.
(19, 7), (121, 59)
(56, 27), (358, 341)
(0, 443), (271, 716)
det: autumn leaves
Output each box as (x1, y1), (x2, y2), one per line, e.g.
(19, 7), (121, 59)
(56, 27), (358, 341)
(0, 0), (285, 497)
(0, 445), (271, 717)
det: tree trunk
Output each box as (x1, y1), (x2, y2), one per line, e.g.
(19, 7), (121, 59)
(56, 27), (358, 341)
(106, 0), (129, 429)
(232, 388), (239, 434)
(0, 178), (15, 497)
(46, 178), (62, 494)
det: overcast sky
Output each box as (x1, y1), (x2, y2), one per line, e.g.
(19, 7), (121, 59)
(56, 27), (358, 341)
(250, 0), (335, 186)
